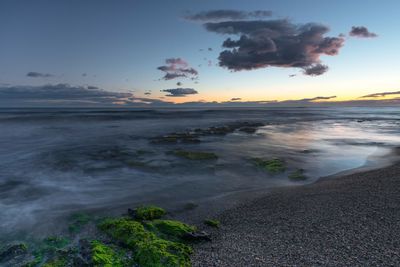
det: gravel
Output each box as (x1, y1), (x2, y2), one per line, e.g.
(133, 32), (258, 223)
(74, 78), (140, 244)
(192, 162), (400, 266)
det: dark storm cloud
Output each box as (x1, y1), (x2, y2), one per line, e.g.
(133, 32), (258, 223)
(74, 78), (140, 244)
(185, 10), (272, 21)
(361, 91), (400, 98)
(203, 19), (345, 75)
(26, 72), (54, 78)
(157, 58), (199, 80)
(231, 97), (242, 101)
(161, 88), (198, 97)
(303, 64), (329, 76)
(349, 26), (377, 38)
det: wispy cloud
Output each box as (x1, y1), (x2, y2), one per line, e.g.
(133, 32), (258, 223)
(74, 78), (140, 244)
(26, 72), (54, 78)
(360, 91), (400, 98)
(184, 9), (272, 21)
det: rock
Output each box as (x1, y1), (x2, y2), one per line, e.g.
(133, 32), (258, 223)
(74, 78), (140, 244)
(0, 243), (28, 262)
(73, 239), (93, 266)
(150, 121), (265, 145)
(183, 231), (212, 242)
(238, 127), (257, 134)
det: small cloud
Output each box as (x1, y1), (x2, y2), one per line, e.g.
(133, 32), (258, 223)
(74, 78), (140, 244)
(184, 9), (272, 21)
(82, 73), (87, 77)
(231, 97), (242, 101)
(303, 64), (329, 76)
(289, 74), (297, 77)
(176, 82), (182, 86)
(144, 92), (151, 95)
(87, 85), (98, 89)
(157, 58), (199, 80)
(349, 26), (377, 38)
(208, 47), (213, 51)
(361, 91), (400, 98)
(26, 72), (54, 78)
(161, 88), (198, 97)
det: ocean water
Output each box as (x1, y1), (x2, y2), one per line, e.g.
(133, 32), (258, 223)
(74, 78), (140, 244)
(1, 107), (400, 240)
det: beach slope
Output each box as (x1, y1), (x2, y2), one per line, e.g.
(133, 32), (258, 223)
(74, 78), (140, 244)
(193, 163), (400, 266)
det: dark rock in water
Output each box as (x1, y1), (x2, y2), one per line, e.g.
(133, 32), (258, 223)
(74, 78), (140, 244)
(0, 243), (28, 262)
(183, 231), (211, 242)
(127, 208), (137, 219)
(73, 239), (93, 266)
(238, 127), (257, 133)
(150, 121), (265, 145)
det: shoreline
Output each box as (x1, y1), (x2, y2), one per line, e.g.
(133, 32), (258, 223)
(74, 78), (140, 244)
(191, 149), (400, 266)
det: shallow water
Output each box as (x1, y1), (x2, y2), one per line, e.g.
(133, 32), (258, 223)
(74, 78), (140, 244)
(1, 107), (400, 240)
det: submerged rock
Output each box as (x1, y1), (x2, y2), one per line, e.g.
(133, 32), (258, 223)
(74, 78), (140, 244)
(150, 121), (265, 144)
(171, 150), (218, 160)
(289, 169), (308, 181)
(0, 243), (28, 262)
(252, 158), (286, 173)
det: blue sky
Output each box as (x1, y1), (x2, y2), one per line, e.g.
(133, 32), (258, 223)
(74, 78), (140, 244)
(0, 0), (399, 106)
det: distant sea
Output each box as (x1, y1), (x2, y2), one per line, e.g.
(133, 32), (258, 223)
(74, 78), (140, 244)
(1, 107), (400, 240)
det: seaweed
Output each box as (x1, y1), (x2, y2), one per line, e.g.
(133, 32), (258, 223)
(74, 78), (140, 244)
(289, 169), (308, 181)
(135, 205), (166, 221)
(252, 158), (286, 173)
(204, 219), (220, 228)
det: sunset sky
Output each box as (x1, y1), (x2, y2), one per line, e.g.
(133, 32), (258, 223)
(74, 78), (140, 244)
(0, 0), (399, 107)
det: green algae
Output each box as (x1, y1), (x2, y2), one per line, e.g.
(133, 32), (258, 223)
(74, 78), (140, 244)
(42, 257), (67, 267)
(172, 150), (218, 160)
(68, 212), (91, 233)
(98, 217), (193, 267)
(91, 241), (124, 267)
(98, 218), (154, 248)
(135, 205), (166, 220)
(289, 169), (308, 181)
(204, 219), (220, 228)
(135, 239), (192, 267)
(43, 236), (70, 250)
(146, 220), (196, 240)
(252, 158), (286, 173)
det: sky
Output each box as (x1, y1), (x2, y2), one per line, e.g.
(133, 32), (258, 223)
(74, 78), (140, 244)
(0, 0), (399, 107)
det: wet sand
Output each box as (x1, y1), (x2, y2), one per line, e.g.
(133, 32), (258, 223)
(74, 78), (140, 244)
(192, 157), (400, 266)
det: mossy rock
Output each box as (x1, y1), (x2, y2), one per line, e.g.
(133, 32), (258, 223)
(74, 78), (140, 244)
(135, 239), (192, 267)
(135, 205), (166, 220)
(146, 220), (196, 240)
(68, 212), (91, 233)
(289, 169), (308, 181)
(252, 158), (286, 173)
(98, 217), (193, 267)
(42, 256), (67, 267)
(91, 241), (124, 267)
(172, 150), (218, 160)
(204, 219), (220, 228)
(43, 236), (70, 250)
(98, 218), (154, 248)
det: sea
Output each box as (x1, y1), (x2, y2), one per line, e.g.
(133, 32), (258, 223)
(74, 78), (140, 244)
(1, 107), (400, 241)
